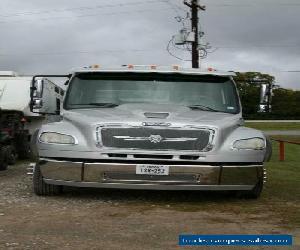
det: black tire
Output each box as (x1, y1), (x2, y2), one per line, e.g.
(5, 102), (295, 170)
(33, 164), (62, 196)
(264, 136), (272, 162)
(29, 129), (39, 161)
(236, 179), (263, 199)
(0, 147), (8, 171)
(7, 146), (16, 165)
(16, 132), (30, 159)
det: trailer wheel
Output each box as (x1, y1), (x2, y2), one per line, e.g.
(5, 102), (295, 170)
(0, 147), (9, 171)
(33, 164), (62, 196)
(236, 178), (263, 199)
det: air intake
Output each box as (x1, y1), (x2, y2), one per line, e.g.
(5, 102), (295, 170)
(144, 112), (169, 119)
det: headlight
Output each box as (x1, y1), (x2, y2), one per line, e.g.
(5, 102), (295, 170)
(233, 137), (265, 150)
(39, 132), (76, 144)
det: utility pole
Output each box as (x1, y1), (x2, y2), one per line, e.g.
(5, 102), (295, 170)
(184, 0), (206, 68)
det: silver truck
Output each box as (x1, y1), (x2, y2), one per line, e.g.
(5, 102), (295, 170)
(30, 65), (271, 198)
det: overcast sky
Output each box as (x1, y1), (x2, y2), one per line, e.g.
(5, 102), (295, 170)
(0, 0), (299, 89)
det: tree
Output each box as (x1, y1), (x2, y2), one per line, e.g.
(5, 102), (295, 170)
(234, 72), (275, 118)
(272, 88), (300, 119)
(234, 72), (300, 119)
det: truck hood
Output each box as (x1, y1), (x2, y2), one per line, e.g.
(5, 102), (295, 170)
(40, 104), (266, 163)
(62, 103), (242, 128)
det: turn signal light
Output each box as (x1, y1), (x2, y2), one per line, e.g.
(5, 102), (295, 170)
(88, 64), (100, 69)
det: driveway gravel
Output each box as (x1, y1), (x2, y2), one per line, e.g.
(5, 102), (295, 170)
(0, 162), (299, 250)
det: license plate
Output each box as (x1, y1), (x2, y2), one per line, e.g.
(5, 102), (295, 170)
(136, 164), (169, 176)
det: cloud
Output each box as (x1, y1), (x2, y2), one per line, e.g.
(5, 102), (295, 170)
(0, 0), (299, 89)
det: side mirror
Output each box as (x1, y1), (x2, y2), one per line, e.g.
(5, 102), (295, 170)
(259, 83), (272, 113)
(32, 79), (44, 98)
(32, 99), (43, 109)
(260, 84), (268, 104)
(30, 74), (71, 115)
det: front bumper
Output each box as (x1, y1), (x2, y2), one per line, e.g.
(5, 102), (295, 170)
(37, 158), (264, 191)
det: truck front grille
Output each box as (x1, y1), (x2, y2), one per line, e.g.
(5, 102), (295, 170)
(98, 127), (213, 151)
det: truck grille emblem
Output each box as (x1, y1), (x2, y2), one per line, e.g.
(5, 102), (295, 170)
(148, 135), (163, 144)
(112, 135), (198, 143)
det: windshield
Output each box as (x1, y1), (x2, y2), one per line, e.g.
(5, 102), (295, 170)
(64, 73), (240, 114)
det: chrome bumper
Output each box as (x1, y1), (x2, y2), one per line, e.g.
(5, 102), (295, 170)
(38, 158), (264, 191)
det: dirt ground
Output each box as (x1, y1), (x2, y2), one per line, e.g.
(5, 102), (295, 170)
(0, 162), (299, 250)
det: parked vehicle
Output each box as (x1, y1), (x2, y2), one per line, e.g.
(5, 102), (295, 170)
(0, 71), (64, 170)
(30, 65), (271, 198)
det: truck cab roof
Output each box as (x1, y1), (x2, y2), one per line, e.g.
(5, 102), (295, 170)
(72, 65), (236, 77)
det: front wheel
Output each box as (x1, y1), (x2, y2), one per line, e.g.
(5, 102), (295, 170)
(236, 178), (263, 199)
(33, 164), (62, 196)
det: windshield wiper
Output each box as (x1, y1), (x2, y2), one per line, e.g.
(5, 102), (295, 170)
(188, 104), (221, 112)
(70, 102), (119, 108)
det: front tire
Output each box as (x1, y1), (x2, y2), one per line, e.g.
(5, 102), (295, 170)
(264, 136), (272, 162)
(236, 179), (263, 199)
(33, 164), (62, 196)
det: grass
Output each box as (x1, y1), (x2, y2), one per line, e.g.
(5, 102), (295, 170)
(131, 136), (300, 228)
(245, 122), (300, 131)
(264, 140), (300, 200)
(260, 141), (300, 227)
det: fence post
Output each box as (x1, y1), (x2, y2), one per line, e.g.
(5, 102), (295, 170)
(279, 141), (285, 161)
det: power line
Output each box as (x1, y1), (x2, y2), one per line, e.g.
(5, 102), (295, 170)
(0, 0), (165, 18)
(1, 44), (298, 58)
(205, 3), (300, 7)
(2, 1), (300, 19)
(0, 6), (172, 24)
(166, 36), (191, 61)
(163, 0), (182, 16)
(0, 49), (163, 57)
(213, 45), (300, 49)
(221, 69), (300, 74)
(2, 46), (297, 58)
(163, 0), (188, 27)
(279, 71), (300, 73)
(163, 0), (186, 14)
